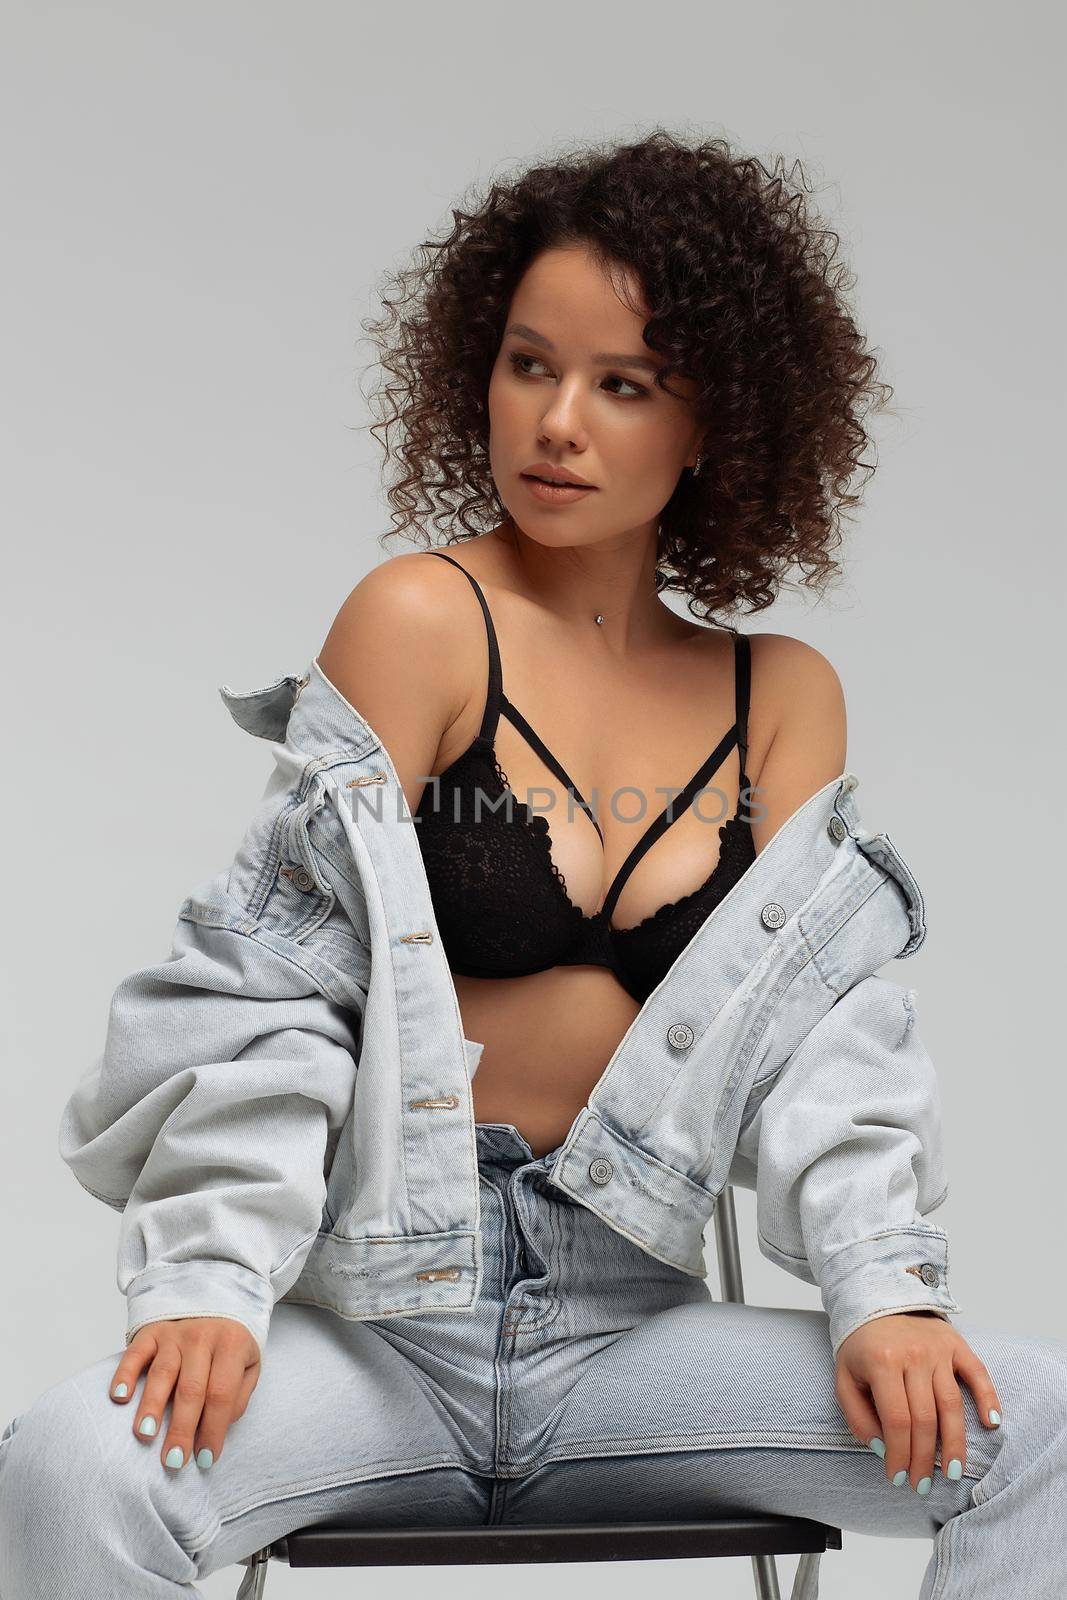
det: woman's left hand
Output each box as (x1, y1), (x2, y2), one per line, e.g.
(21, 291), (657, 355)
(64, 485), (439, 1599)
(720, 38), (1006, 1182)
(835, 1312), (1002, 1492)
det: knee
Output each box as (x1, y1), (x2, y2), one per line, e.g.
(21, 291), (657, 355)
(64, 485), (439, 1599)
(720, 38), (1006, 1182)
(970, 1324), (1067, 1452)
(1012, 1334), (1067, 1432)
(0, 1351), (175, 1544)
(0, 1355), (210, 1593)
(0, 1360), (115, 1523)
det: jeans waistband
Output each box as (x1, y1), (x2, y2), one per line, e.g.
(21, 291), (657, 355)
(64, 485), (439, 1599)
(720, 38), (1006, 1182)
(475, 1121), (567, 1188)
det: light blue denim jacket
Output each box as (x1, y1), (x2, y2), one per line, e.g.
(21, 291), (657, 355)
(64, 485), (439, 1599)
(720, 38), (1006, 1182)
(58, 657), (960, 1364)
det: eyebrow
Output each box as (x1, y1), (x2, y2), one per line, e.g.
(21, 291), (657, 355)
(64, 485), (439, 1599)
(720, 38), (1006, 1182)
(503, 323), (663, 376)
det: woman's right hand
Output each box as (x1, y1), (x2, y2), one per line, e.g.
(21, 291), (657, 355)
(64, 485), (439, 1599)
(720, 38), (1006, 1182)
(109, 1317), (262, 1470)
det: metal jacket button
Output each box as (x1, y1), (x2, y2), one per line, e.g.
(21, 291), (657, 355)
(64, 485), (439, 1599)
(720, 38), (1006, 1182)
(280, 864), (317, 893)
(760, 902), (787, 930)
(589, 1158), (613, 1185)
(828, 814), (847, 843)
(920, 1263), (940, 1287)
(666, 1023), (695, 1050)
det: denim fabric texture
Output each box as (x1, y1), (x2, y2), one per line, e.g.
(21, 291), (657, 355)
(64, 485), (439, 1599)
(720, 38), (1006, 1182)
(55, 657), (960, 1369)
(3, 1122), (1067, 1597)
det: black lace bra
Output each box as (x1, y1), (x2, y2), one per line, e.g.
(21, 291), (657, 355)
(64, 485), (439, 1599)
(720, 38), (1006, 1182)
(413, 551), (756, 1005)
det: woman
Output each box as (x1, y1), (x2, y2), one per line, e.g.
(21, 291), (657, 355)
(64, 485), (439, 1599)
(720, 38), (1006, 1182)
(3, 131), (1064, 1599)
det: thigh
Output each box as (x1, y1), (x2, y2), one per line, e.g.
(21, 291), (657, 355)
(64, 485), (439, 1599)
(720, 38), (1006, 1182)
(505, 1301), (1016, 1538)
(0, 1300), (493, 1582)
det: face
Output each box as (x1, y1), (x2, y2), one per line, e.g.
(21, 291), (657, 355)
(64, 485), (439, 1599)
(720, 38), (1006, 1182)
(487, 243), (704, 550)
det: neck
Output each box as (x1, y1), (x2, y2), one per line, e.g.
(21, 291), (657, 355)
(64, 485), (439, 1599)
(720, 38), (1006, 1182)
(492, 518), (671, 647)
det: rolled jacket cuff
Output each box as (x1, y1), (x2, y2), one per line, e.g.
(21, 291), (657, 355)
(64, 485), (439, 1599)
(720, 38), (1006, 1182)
(820, 1226), (962, 1359)
(125, 1259), (274, 1362)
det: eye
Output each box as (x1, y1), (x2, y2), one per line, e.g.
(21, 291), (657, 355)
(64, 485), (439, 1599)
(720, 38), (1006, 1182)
(506, 351), (647, 399)
(601, 373), (648, 398)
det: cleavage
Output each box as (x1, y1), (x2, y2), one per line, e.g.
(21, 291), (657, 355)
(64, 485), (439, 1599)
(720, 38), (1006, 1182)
(491, 714), (742, 933)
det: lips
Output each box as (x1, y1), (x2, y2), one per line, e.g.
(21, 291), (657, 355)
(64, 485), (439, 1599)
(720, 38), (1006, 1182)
(525, 474), (572, 486)
(521, 462), (596, 488)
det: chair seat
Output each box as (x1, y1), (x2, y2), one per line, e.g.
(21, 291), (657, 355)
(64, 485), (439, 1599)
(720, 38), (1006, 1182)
(270, 1515), (843, 1568)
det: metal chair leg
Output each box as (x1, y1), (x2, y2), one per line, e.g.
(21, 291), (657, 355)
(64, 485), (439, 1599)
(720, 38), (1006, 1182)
(752, 1550), (782, 1599)
(790, 1550), (823, 1599)
(234, 1544), (272, 1599)
(719, 1186), (786, 1600)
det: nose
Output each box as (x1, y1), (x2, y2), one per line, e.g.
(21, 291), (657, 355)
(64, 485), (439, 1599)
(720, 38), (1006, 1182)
(537, 379), (591, 448)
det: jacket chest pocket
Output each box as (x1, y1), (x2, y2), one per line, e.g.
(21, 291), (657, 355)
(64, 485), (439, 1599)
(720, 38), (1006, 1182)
(262, 781), (338, 942)
(252, 776), (372, 1004)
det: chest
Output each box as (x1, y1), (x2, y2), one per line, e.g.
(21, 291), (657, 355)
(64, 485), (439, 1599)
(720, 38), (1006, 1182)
(431, 631), (754, 932)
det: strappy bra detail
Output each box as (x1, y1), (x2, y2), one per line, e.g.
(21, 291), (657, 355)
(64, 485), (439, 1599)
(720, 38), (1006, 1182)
(412, 550), (756, 1005)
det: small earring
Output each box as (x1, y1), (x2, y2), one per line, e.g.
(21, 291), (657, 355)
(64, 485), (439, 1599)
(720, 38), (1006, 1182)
(692, 452), (705, 475)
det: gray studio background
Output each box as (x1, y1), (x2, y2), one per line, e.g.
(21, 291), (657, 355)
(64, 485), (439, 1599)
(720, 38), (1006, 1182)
(2, 3), (1063, 1595)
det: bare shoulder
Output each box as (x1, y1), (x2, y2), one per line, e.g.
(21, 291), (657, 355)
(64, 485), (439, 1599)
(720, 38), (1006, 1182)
(317, 551), (483, 813)
(747, 630), (846, 717)
(743, 631), (848, 848)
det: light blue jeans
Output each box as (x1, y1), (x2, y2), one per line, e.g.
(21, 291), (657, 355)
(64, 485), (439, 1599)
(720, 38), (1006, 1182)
(2, 1122), (1065, 1597)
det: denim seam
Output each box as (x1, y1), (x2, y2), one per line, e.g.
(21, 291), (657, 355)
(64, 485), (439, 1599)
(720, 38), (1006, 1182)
(582, 1110), (712, 1203)
(191, 1454), (489, 1550)
(69, 1170), (127, 1211)
(537, 1428), (866, 1454)
(477, 1178), (509, 1306)
(757, 1221), (948, 1270)
(123, 1240), (298, 1308)
(497, 1433), (866, 1479)
(513, 1431), (986, 1477)
(124, 1257), (272, 1292)
(176, 906), (366, 1016)
(270, 1227), (322, 1286)
(544, 1173), (708, 1278)
(494, 1177), (557, 1466)
(928, 1499), (957, 1600)
(279, 1285), (479, 1320)
(319, 1222), (477, 1245)
(499, 1171), (537, 1465)
(508, 1207), (563, 1336)
(507, 1174), (563, 1334)
(806, 874), (886, 995)
(512, 1296), (563, 1338)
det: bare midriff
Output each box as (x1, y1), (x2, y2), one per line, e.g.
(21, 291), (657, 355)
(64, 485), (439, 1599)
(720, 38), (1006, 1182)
(460, 965), (643, 1157)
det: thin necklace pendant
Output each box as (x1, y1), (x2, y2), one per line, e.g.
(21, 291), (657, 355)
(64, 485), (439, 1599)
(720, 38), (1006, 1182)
(594, 613), (605, 625)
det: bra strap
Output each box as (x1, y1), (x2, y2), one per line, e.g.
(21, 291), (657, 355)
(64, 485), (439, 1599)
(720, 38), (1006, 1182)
(426, 551), (502, 742)
(733, 631), (751, 779)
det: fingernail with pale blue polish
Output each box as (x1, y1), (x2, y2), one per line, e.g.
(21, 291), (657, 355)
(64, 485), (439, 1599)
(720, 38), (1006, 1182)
(893, 1469), (909, 1487)
(197, 1448), (214, 1469)
(947, 1458), (963, 1479)
(868, 1436), (885, 1458)
(165, 1447), (185, 1470)
(138, 1416), (157, 1437)
(989, 1409), (1001, 1426)
(112, 1382), (128, 1399)
(916, 1476), (932, 1495)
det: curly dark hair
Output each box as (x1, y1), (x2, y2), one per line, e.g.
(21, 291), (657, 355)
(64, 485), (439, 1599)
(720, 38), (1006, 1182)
(357, 127), (894, 621)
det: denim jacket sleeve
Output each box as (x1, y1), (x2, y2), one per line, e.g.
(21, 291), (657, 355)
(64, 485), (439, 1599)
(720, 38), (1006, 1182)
(57, 746), (370, 1363)
(730, 974), (961, 1360)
